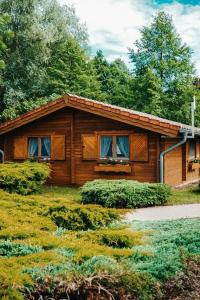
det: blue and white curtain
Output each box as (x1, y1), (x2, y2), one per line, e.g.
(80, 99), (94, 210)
(42, 138), (51, 157)
(101, 136), (112, 158)
(116, 136), (129, 158)
(28, 138), (38, 157)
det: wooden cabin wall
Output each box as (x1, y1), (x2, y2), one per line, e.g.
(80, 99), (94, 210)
(164, 138), (200, 186)
(3, 108), (72, 185)
(185, 140), (199, 182)
(2, 107), (160, 186)
(164, 138), (183, 186)
(73, 109), (159, 185)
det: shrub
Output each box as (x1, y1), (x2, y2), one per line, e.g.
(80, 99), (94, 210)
(0, 161), (50, 195)
(0, 240), (42, 257)
(48, 206), (120, 231)
(78, 228), (144, 249)
(81, 180), (171, 208)
(25, 256), (157, 300)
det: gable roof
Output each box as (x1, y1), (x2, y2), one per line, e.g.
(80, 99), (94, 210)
(0, 93), (199, 137)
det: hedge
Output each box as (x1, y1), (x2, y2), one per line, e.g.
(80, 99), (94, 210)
(0, 162), (50, 195)
(81, 180), (171, 208)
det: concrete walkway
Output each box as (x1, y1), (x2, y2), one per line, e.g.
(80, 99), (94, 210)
(125, 204), (200, 221)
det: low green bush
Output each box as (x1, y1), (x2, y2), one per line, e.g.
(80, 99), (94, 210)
(48, 206), (119, 231)
(25, 256), (157, 300)
(81, 180), (171, 208)
(0, 240), (42, 257)
(78, 228), (143, 249)
(0, 161), (50, 195)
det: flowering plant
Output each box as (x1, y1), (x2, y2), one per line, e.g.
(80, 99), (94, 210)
(189, 158), (200, 163)
(100, 157), (129, 165)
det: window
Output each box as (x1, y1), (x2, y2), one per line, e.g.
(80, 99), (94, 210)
(100, 135), (129, 159)
(189, 140), (196, 160)
(28, 137), (51, 158)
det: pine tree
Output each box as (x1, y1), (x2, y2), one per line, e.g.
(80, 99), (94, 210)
(130, 11), (195, 123)
(46, 37), (104, 100)
(93, 50), (135, 107)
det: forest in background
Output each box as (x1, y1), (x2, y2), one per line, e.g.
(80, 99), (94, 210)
(0, 0), (200, 125)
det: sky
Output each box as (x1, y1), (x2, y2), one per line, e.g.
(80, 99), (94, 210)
(59, 0), (200, 74)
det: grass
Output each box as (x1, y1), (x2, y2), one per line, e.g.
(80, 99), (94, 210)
(167, 185), (200, 205)
(41, 184), (200, 206)
(0, 185), (199, 299)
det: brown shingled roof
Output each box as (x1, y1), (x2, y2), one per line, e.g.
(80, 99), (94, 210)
(0, 93), (199, 137)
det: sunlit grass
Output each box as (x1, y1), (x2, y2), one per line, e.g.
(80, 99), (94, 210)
(167, 185), (200, 205)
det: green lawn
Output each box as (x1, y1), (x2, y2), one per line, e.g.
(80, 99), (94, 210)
(41, 184), (200, 206)
(167, 185), (200, 205)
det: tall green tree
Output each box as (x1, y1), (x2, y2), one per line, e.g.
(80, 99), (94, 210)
(0, 0), (89, 120)
(93, 50), (135, 107)
(130, 11), (195, 123)
(46, 37), (104, 100)
(0, 13), (13, 85)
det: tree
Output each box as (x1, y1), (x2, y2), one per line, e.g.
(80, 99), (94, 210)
(46, 37), (104, 100)
(93, 50), (135, 107)
(130, 11), (195, 123)
(0, 0), (89, 120)
(0, 13), (13, 85)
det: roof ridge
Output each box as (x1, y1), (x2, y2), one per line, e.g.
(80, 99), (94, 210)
(67, 93), (197, 130)
(0, 93), (199, 136)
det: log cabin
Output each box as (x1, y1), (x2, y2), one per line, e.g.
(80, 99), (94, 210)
(0, 93), (200, 187)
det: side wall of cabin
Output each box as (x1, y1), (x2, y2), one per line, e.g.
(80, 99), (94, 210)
(164, 138), (200, 186)
(1, 107), (160, 185)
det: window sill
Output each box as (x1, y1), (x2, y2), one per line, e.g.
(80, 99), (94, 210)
(94, 164), (131, 173)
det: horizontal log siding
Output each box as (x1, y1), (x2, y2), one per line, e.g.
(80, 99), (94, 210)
(2, 107), (159, 185)
(2, 108), (72, 185)
(164, 138), (183, 186)
(73, 109), (158, 185)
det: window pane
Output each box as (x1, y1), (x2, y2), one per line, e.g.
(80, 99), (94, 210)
(28, 138), (38, 157)
(189, 141), (195, 160)
(116, 136), (129, 158)
(41, 138), (51, 157)
(101, 136), (112, 158)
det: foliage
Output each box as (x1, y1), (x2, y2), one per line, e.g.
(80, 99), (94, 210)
(93, 50), (135, 107)
(47, 205), (119, 230)
(130, 219), (200, 281)
(81, 179), (171, 208)
(0, 0), (89, 119)
(77, 228), (144, 249)
(46, 37), (104, 100)
(0, 185), (199, 299)
(129, 11), (195, 124)
(0, 12), (13, 85)
(0, 162), (50, 195)
(25, 257), (157, 300)
(0, 240), (42, 257)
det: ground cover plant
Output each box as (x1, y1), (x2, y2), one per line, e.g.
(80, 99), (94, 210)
(81, 179), (171, 208)
(0, 162), (50, 195)
(0, 185), (199, 299)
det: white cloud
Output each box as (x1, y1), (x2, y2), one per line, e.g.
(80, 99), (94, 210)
(59, 0), (200, 74)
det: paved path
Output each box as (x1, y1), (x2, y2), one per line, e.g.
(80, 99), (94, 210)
(125, 204), (200, 221)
